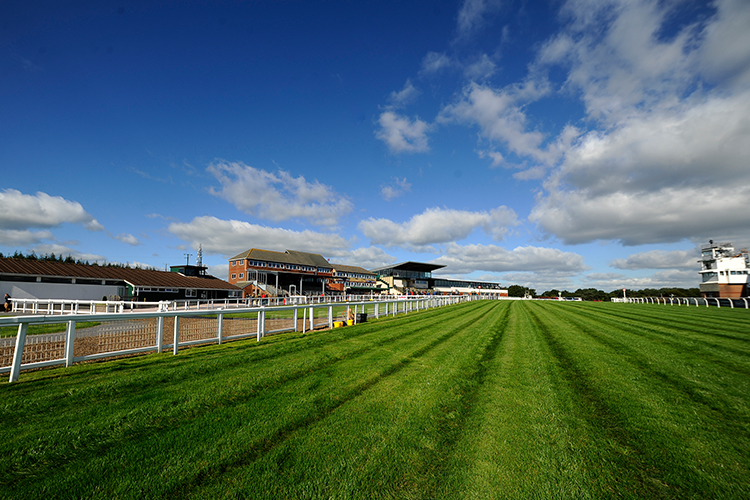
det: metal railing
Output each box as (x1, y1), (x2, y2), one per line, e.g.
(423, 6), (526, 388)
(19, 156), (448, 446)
(1, 295), (472, 383)
(611, 296), (750, 308)
(8, 293), (464, 316)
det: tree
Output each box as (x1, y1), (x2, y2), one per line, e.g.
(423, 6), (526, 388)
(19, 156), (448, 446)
(508, 285), (536, 298)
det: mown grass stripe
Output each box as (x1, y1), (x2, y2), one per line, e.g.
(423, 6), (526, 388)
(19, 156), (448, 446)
(525, 303), (684, 499)
(169, 301), (503, 497)
(560, 303), (750, 375)
(547, 302), (750, 415)
(569, 302), (750, 343)
(190, 302), (508, 499)
(530, 302), (750, 499)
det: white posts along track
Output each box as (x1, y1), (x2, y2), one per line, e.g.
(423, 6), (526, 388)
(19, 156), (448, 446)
(0, 295), (473, 383)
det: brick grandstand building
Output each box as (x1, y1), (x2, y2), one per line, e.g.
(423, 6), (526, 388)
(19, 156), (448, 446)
(228, 248), (376, 297)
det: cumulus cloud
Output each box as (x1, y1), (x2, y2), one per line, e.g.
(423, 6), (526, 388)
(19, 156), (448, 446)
(477, 149), (504, 168)
(464, 54), (497, 81)
(380, 177), (412, 201)
(358, 206), (518, 249)
(112, 233), (141, 246)
(610, 249), (698, 270)
(375, 111), (430, 154)
(331, 246), (396, 270)
(0, 229), (55, 247)
(168, 216), (350, 258)
(456, 0), (503, 39)
(529, 0), (750, 245)
(698, 0), (750, 88)
(0, 189), (104, 231)
(582, 269), (698, 290)
(532, 186), (750, 246)
(420, 52), (454, 75)
(207, 161), (353, 227)
(438, 82), (553, 165)
(431, 243), (588, 274)
(29, 243), (106, 263)
(387, 80), (419, 109)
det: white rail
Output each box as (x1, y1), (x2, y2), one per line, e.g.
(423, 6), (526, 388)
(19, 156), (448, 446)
(1, 295), (479, 383)
(9, 294), (461, 315)
(611, 297), (749, 308)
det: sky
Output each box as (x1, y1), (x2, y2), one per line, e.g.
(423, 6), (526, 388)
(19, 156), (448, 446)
(2, 0), (749, 293)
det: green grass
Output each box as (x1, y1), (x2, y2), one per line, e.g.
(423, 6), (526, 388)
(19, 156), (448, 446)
(0, 301), (748, 499)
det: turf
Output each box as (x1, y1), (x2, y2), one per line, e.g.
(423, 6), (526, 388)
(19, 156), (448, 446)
(0, 300), (748, 499)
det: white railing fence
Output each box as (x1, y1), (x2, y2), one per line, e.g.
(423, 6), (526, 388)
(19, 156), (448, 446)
(611, 296), (750, 309)
(9, 293), (477, 316)
(1, 295), (477, 383)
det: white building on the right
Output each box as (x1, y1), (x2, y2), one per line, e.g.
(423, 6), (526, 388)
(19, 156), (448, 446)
(698, 241), (749, 298)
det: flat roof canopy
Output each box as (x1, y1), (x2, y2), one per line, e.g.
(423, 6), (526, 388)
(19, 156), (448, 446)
(371, 261), (445, 273)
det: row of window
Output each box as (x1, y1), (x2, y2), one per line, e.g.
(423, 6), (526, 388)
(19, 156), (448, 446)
(235, 260), (328, 273)
(334, 272), (375, 279)
(702, 270), (749, 282)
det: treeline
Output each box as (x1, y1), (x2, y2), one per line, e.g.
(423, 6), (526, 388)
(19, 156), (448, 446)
(0, 251), (155, 270)
(507, 285), (701, 300)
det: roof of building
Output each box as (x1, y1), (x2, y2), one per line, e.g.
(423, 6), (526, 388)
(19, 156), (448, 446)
(370, 261), (446, 273)
(0, 258), (239, 290)
(330, 263), (375, 276)
(230, 248), (333, 269)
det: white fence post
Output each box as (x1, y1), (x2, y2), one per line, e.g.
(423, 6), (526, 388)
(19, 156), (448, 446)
(9, 324), (28, 383)
(217, 313), (224, 344)
(156, 316), (164, 353)
(65, 320), (76, 367)
(173, 316), (180, 355)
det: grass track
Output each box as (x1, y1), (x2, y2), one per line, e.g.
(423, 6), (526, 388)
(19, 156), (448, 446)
(0, 301), (748, 499)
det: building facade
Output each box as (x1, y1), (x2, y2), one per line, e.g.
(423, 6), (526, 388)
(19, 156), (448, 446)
(0, 258), (241, 302)
(229, 249), (378, 297)
(699, 241), (749, 298)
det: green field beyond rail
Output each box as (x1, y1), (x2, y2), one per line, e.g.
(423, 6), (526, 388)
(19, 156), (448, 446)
(1, 301), (749, 499)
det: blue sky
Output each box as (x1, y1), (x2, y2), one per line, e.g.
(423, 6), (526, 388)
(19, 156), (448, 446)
(2, 0), (749, 293)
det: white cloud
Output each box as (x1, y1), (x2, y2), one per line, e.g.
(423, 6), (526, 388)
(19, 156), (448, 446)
(387, 80), (419, 109)
(698, 0), (750, 88)
(531, 185), (750, 246)
(380, 177), (412, 201)
(528, 0), (750, 245)
(477, 149), (504, 168)
(27, 243), (106, 263)
(0, 229), (55, 247)
(113, 233), (141, 246)
(610, 249), (698, 270)
(168, 216), (350, 258)
(207, 161), (353, 227)
(331, 246), (396, 270)
(375, 111), (430, 154)
(358, 206), (518, 249)
(431, 243), (588, 274)
(582, 269), (698, 290)
(438, 83), (553, 164)
(0, 189), (104, 232)
(464, 54), (497, 81)
(420, 52), (454, 75)
(456, 0), (503, 39)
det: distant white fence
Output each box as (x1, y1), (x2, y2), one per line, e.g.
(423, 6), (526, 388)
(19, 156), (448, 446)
(612, 297), (750, 309)
(1, 295), (473, 383)
(9, 294), (459, 316)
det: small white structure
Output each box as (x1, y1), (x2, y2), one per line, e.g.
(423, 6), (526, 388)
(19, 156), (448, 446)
(698, 241), (749, 298)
